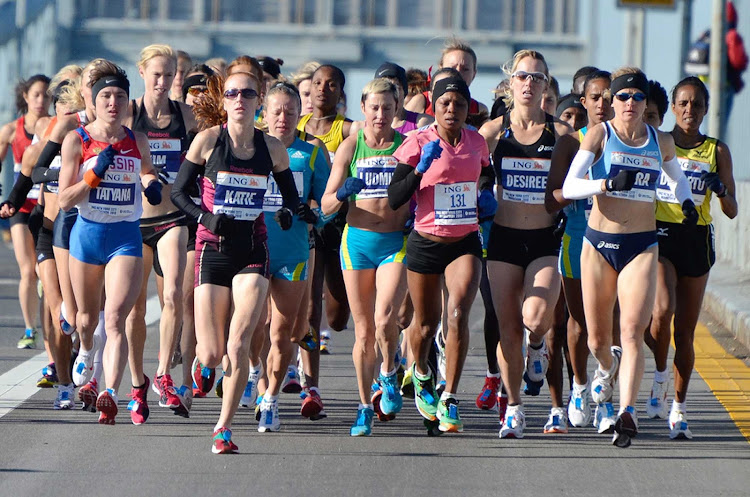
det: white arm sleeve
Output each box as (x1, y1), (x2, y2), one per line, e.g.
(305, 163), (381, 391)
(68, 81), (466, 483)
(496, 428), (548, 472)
(562, 150), (604, 200)
(661, 155), (693, 205)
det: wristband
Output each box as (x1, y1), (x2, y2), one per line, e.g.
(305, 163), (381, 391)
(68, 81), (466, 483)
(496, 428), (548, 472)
(84, 169), (102, 189)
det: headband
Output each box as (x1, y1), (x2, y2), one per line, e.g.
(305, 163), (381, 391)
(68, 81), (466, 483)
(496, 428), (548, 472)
(182, 73), (208, 100)
(431, 76), (471, 107)
(375, 62), (408, 94)
(556, 93), (584, 117)
(610, 73), (649, 95)
(91, 74), (130, 102)
(257, 57), (281, 78)
(52, 79), (72, 106)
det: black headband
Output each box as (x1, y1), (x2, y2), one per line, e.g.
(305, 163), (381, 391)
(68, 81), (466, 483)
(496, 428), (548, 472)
(91, 74), (129, 102)
(431, 76), (471, 107)
(52, 79), (72, 106)
(257, 57), (281, 78)
(182, 73), (208, 100)
(556, 93), (584, 117)
(610, 73), (649, 95)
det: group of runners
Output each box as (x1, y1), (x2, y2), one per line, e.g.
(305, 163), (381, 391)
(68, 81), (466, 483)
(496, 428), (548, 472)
(0, 37), (736, 453)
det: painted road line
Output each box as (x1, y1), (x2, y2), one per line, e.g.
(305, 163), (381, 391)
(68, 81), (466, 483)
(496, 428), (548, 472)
(0, 294), (162, 419)
(693, 321), (750, 443)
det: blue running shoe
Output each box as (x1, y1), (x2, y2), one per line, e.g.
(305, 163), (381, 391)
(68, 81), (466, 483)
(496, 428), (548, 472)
(350, 407), (374, 436)
(378, 372), (403, 416)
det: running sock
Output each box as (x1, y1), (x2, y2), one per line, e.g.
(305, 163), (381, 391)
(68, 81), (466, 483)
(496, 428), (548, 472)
(91, 311), (106, 383)
(265, 394), (279, 404)
(672, 400), (686, 413)
(529, 340), (544, 350)
(24, 328), (34, 338)
(133, 381), (147, 390)
(654, 368), (669, 383)
(573, 380), (587, 390)
(486, 370), (501, 379)
(381, 365), (398, 377)
(414, 367), (432, 381)
(440, 391), (455, 401)
(359, 403), (374, 410)
(309, 386), (319, 394)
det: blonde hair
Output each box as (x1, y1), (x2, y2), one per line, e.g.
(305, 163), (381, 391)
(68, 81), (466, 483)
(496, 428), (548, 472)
(361, 78), (399, 104)
(137, 44), (176, 70)
(501, 49), (549, 107)
(439, 36), (477, 71)
(610, 66), (644, 80)
(56, 58), (108, 110)
(290, 61), (321, 86)
(205, 57), (227, 76)
(48, 65), (82, 96)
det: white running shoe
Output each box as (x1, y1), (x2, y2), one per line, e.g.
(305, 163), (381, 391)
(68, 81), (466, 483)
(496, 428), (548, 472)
(435, 323), (446, 382)
(646, 377), (669, 419)
(499, 404), (526, 439)
(669, 409), (693, 440)
(594, 401), (616, 434)
(591, 346), (622, 404)
(258, 399), (280, 432)
(544, 407), (568, 434)
(72, 334), (101, 387)
(568, 382), (592, 427)
(53, 383), (76, 410)
(240, 370), (259, 408)
(525, 341), (549, 383)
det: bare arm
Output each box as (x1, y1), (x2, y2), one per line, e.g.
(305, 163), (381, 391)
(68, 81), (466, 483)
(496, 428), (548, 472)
(321, 134), (356, 216)
(135, 132), (158, 188)
(715, 140), (738, 219)
(545, 132), (580, 213)
(57, 130), (88, 211)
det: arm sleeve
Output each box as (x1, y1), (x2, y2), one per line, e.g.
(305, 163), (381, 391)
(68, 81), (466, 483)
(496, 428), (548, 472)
(478, 162), (495, 191)
(388, 162), (421, 210)
(272, 167), (301, 210)
(660, 155), (693, 205)
(310, 146), (331, 204)
(6, 173), (34, 210)
(30, 140), (62, 184)
(562, 150), (604, 200)
(170, 158), (205, 220)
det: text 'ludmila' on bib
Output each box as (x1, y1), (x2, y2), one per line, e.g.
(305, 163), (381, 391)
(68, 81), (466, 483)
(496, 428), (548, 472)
(434, 182), (477, 225)
(87, 154), (140, 217)
(263, 171), (304, 210)
(605, 151), (660, 202)
(149, 138), (182, 184)
(213, 171), (267, 220)
(500, 157), (550, 204)
(355, 156), (398, 199)
(656, 157), (709, 205)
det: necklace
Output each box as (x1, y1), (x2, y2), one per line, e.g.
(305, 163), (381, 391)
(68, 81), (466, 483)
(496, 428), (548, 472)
(309, 113), (337, 121)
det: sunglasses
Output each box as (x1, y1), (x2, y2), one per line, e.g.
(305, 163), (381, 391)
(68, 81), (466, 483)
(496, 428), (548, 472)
(223, 88), (259, 100)
(614, 92), (647, 102)
(187, 86), (207, 96)
(511, 71), (548, 84)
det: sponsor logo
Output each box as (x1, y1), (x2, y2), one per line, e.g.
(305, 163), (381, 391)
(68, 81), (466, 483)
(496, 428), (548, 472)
(291, 150), (305, 159)
(597, 240), (620, 250)
(105, 78), (116, 84)
(657, 227), (669, 237)
(121, 149), (133, 154)
(537, 145), (554, 152)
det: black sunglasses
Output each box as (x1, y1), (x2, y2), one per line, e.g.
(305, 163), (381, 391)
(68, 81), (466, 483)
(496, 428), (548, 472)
(223, 88), (259, 100)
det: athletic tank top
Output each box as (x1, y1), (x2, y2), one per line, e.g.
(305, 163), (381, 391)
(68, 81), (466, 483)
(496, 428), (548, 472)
(563, 127), (596, 236)
(395, 110), (419, 135)
(12, 116), (41, 208)
(422, 90), (481, 116)
(348, 129), (404, 200)
(198, 125), (272, 244)
(493, 112), (556, 205)
(656, 137), (718, 225)
(75, 126), (143, 223)
(131, 99), (188, 185)
(296, 113), (346, 160)
(591, 122), (662, 203)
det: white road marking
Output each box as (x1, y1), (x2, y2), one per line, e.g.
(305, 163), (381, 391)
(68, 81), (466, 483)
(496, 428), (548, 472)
(0, 294), (162, 418)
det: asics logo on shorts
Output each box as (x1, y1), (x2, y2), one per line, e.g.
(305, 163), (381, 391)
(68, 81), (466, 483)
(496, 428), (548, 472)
(597, 241), (620, 250)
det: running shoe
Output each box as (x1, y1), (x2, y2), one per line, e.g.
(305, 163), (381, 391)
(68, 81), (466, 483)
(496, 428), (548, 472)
(281, 365), (302, 394)
(170, 343), (182, 369)
(78, 378), (98, 413)
(437, 397), (463, 433)
(16, 328), (37, 349)
(591, 345), (622, 404)
(497, 393), (509, 425)
(371, 387), (395, 422)
(173, 385), (192, 418)
(499, 404), (526, 439)
(476, 375), (501, 410)
(320, 329), (331, 355)
(400, 367), (415, 399)
(646, 377), (669, 419)
(411, 365), (438, 421)
(298, 329), (318, 352)
(568, 382), (593, 427)
(544, 407), (569, 434)
(127, 376), (150, 425)
(240, 370), (259, 409)
(191, 356), (216, 397)
(215, 375), (223, 398)
(593, 401), (616, 434)
(53, 383), (76, 410)
(436, 380), (446, 397)
(525, 341), (549, 383)
(59, 314), (75, 336)
(96, 388), (118, 425)
(349, 406), (374, 436)
(612, 406), (638, 448)
(669, 409), (693, 440)
(152, 374), (181, 409)
(378, 371), (403, 416)
(254, 394), (263, 422)
(72, 334), (101, 387)
(258, 399), (280, 432)
(300, 388), (327, 420)
(435, 323), (446, 381)
(212, 427), (238, 454)
(523, 371), (544, 396)
(37, 363), (58, 388)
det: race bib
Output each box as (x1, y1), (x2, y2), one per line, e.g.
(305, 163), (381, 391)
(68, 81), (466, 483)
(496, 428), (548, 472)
(148, 138), (182, 184)
(213, 171), (267, 220)
(263, 171), (304, 210)
(500, 157), (550, 204)
(434, 182), (477, 226)
(87, 154), (140, 217)
(605, 151), (660, 202)
(355, 156), (398, 199)
(656, 157), (710, 205)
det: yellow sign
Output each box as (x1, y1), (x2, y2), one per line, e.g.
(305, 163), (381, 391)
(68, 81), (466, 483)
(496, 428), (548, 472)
(618, 0), (676, 7)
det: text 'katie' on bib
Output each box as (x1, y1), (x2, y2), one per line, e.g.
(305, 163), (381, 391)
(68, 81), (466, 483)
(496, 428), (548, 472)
(213, 171), (268, 221)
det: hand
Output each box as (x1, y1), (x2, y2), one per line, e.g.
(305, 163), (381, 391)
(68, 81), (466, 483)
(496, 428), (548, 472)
(274, 207), (294, 230)
(157, 167), (170, 185)
(681, 199), (699, 226)
(200, 212), (234, 237)
(701, 171), (726, 197)
(143, 181), (162, 205)
(605, 169), (637, 192)
(417, 139), (442, 174)
(477, 189), (498, 219)
(93, 145), (116, 178)
(295, 203), (319, 225)
(335, 177), (366, 201)
(0, 201), (15, 219)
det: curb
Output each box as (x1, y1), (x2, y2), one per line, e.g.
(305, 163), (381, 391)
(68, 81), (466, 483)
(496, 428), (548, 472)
(703, 261), (750, 351)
